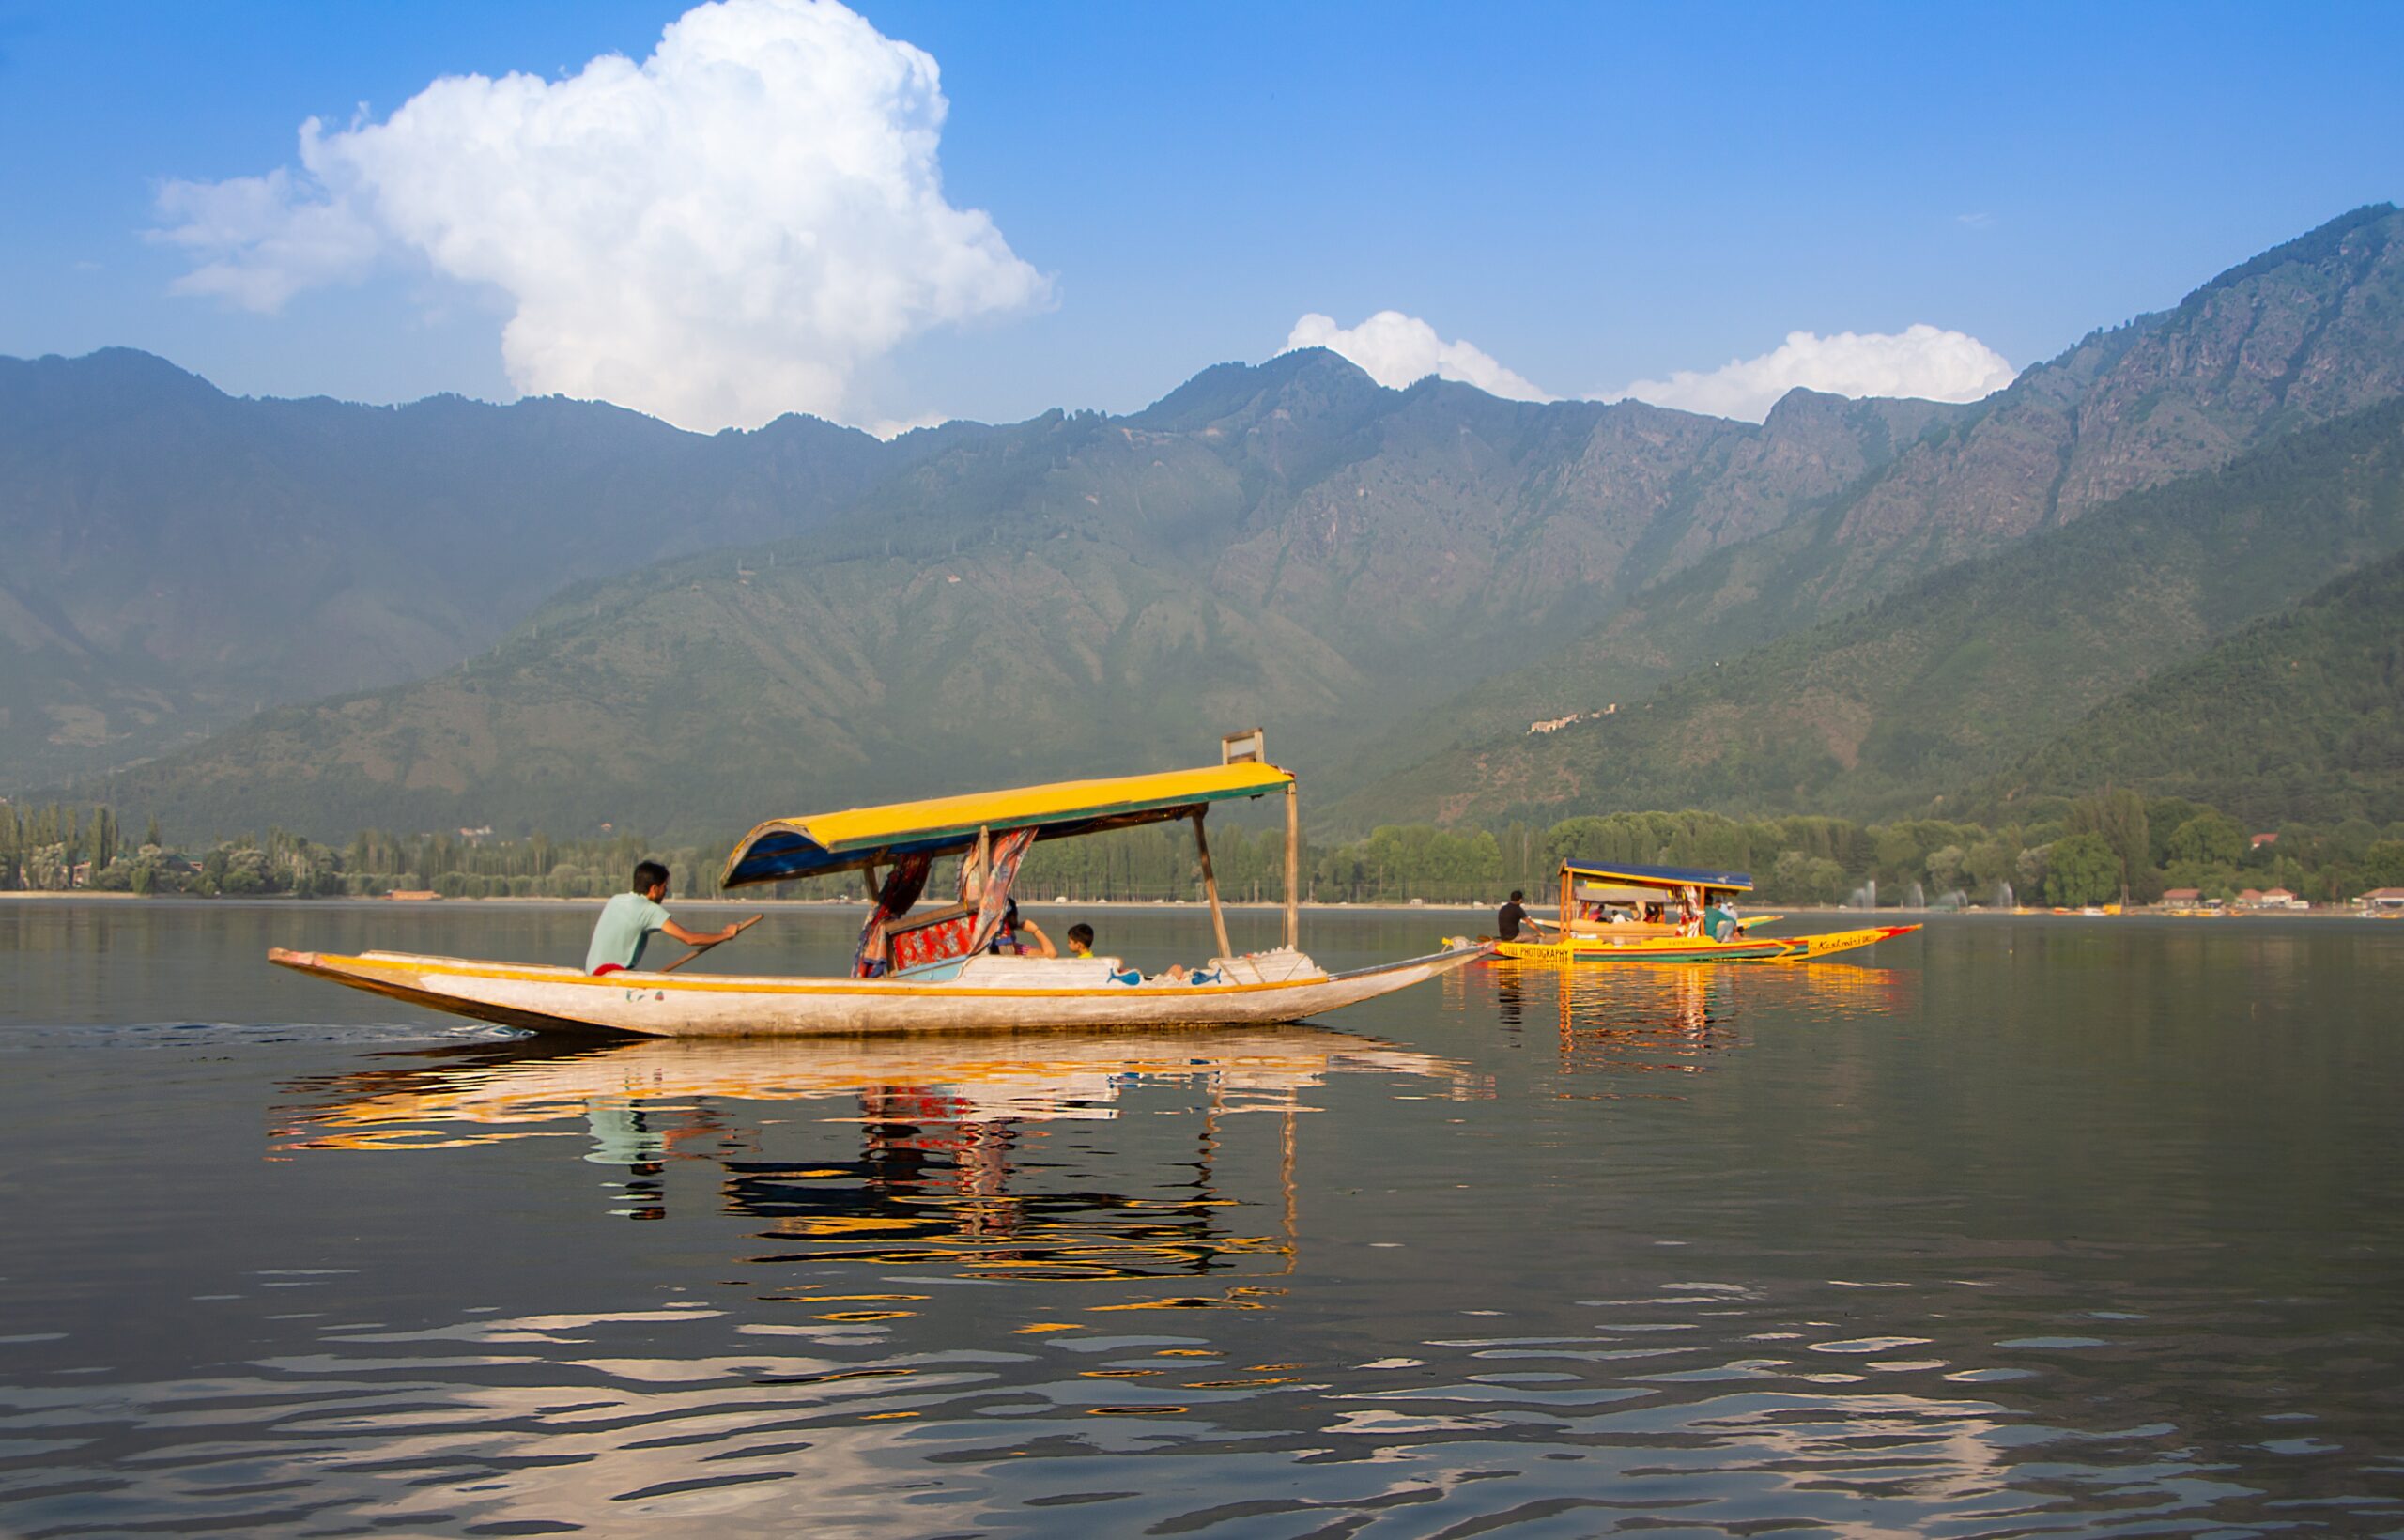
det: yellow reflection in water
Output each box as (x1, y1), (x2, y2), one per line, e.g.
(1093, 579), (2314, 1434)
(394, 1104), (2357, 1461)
(276, 1028), (1469, 1290)
(1466, 957), (1918, 1091)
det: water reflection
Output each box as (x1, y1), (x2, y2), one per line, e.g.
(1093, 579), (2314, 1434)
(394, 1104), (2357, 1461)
(8, 912), (2400, 1537)
(278, 1030), (1472, 1284)
(1463, 960), (1920, 1087)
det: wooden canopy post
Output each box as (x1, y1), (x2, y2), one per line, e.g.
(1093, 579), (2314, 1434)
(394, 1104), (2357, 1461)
(1193, 808), (1234, 961)
(1560, 865), (1572, 931)
(1283, 781), (1301, 951)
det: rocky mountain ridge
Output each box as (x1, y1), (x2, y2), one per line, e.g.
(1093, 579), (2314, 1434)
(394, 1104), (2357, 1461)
(23, 204), (2404, 839)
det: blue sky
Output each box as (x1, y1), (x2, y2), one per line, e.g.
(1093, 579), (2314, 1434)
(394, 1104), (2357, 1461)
(2, 0), (2398, 431)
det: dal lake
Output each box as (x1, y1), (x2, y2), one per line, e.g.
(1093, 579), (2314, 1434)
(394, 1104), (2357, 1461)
(2, 900), (2399, 1537)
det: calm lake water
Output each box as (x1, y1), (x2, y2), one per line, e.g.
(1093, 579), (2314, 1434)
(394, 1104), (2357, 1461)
(2, 901), (2399, 1537)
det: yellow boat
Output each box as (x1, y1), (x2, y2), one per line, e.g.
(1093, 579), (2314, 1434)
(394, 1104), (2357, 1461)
(272, 733), (1487, 1037)
(1492, 858), (1919, 963)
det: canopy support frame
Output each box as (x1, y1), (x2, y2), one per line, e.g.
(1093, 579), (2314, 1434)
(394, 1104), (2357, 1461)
(1193, 808), (1234, 962)
(1283, 782), (1301, 951)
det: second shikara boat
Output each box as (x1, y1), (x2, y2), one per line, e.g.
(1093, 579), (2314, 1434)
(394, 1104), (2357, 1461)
(271, 734), (1486, 1037)
(1492, 858), (1919, 963)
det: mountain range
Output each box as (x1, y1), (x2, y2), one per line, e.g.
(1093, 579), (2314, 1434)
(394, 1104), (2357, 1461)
(1342, 396), (2404, 827)
(0, 349), (991, 787)
(15, 203), (2404, 842)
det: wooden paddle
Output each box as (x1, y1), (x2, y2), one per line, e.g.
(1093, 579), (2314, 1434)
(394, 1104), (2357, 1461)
(657, 914), (763, 973)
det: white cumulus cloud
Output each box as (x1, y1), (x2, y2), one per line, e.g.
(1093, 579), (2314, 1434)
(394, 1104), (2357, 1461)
(150, 0), (1047, 431)
(1613, 324), (2017, 422)
(1283, 311), (1550, 401)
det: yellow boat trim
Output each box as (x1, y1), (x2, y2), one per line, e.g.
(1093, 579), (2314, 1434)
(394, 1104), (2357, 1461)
(721, 761), (1295, 887)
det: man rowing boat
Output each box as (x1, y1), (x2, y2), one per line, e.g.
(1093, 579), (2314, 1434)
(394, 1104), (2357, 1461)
(586, 861), (741, 975)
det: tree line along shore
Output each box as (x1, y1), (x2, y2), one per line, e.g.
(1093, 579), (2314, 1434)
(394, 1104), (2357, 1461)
(8, 792), (2403, 910)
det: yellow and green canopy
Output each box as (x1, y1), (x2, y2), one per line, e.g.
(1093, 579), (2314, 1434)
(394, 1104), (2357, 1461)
(721, 762), (1294, 888)
(1563, 859), (1753, 895)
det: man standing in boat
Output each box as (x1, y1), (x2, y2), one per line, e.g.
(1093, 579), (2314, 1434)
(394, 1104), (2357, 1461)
(586, 861), (739, 975)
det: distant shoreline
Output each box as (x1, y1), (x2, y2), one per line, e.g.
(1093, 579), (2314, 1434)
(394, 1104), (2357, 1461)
(3, 891), (2386, 920)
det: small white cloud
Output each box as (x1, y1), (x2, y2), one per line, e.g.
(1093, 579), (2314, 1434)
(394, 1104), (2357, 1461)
(1283, 311), (1550, 401)
(150, 0), (1048, 431)
(864, 410), (948, 440)
(1613, 324), (2016, 422)
(1956, 211), (1996, 230)
(154, 163), (385, 311)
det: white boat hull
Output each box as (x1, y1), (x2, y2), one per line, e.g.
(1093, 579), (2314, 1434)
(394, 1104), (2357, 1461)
(268, 943), (1487, 1038)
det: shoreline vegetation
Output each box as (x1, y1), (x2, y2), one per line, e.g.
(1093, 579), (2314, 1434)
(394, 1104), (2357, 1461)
(7, 792), (2402, 912)
(5, 890), (2391, 921)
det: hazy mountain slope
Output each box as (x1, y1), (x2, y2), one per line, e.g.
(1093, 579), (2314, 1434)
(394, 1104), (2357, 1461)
(0, 349), (968, 787)
(61, 355), (1961, 839)
(1990, 549), (2404, 825)
(39, 206), (2404, 835)
(1093, 352), (1967, 688)
(1337, 397), (2404, 826)
(2, 344), (1949, 799)
(65, 531), (1366, 840)
(1362, 204), (2404, 763)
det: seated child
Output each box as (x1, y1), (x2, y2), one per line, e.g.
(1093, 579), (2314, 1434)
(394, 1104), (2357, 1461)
(1066, 922), (1219, 985)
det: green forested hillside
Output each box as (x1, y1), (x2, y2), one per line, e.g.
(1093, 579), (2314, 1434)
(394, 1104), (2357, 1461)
(1358, 204), (2404, 765)
(0, 348), (955, 786)
(51, 351), (1971, 839)
(1994, 550), (2404, 824)
(28, 206), (2404, 838)
(4, 343), (1954, 797)
(1343, 398), (2404, 825)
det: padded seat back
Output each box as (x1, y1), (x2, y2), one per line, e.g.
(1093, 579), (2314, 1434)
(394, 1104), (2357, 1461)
(886, 903), (980, 973)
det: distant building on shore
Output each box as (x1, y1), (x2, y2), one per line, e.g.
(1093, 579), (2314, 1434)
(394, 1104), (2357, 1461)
(2355, 887), (2404, 914)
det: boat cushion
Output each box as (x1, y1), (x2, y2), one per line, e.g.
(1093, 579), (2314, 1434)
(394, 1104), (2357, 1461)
(948, 955), (1133, 989)
(885, 902), (979, 972)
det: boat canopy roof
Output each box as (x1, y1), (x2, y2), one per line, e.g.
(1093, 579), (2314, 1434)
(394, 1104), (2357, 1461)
(720, 762), (1295, 888)
(1562, 859), (1753, 894)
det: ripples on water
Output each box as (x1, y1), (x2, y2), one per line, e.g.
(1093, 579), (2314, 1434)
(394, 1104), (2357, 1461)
(3, 904), (2400, 1536)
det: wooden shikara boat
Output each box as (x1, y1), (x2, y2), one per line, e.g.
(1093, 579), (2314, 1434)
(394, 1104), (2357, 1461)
(1491, 858), (1919, 963)
(272, 735), (1487, 1037)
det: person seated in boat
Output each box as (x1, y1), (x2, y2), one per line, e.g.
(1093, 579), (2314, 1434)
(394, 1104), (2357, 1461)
(1067, 923), (1145, 985)
(988, 900), (1056, 958)
(1063, 922), (1214, 984)
(1495, 890), (1550, 942)
(1700, 899), (1743, 942)
(585, 861), (738, 975)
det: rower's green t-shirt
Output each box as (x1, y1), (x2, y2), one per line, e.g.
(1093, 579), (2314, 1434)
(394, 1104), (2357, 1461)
(586, 891), (671, 973)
